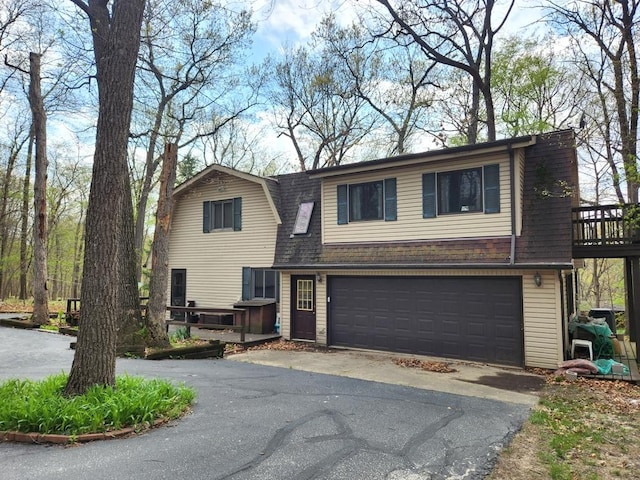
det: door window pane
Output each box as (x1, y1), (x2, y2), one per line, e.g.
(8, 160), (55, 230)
(297, 279), (313, 311)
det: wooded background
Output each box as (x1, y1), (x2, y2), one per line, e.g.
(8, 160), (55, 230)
(0, 0), (635, 310)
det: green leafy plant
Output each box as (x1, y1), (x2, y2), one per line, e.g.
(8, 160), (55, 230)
(0, 373), (195, 436)
(170, 327), (189, 342)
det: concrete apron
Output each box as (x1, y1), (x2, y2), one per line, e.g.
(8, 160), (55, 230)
(229, 348), (543, 406)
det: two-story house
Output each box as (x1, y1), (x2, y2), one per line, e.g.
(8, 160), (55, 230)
(168, 165), (282, 311)
(168, 130), (581, 369)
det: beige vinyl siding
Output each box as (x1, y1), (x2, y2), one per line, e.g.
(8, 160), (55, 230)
(169, 173), (278, 307)
(280, 273), (291, 339)
(322, 153), (514, 244)
(522, 270), (563, 369)
(281, 268), (565, 369)
(315, 274), (327, 343)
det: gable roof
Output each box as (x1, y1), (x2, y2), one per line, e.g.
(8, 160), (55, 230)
(273, 129), (578, 270)
(174, 163), (282, 225)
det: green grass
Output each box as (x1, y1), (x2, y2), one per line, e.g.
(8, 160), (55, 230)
(39, 324), (59, 332)
(0, 373), (195, 436)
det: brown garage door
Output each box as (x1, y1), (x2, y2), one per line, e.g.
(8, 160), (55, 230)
(328, 276), (523, 367)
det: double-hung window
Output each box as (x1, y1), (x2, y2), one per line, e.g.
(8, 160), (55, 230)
(203, 197), (242, 232)
(242, 267), (279, 300)
(337, 178), (397, 224)
(438, 167), (482, 214)
(423, 164), (499, 218)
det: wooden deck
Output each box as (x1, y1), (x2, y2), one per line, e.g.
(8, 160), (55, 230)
(585, 340), (639, 383)
(167, 323), (280, 348)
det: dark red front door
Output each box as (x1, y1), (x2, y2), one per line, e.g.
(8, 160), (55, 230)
(292, 275), (316, 340)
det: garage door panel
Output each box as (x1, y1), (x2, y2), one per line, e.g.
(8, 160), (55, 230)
(329, 276), (523, 366)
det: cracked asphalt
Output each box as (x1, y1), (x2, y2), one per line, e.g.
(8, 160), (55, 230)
(0, 327), (531, 480)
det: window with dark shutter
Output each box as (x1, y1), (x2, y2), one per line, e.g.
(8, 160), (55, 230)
(384, 178), (397, 221)
(241, 267), (251, 300)
(422, 173), (436, 218)
(337, 184), (348, 224)
(242, 267), (279, 300)
(203, 197), (242, 232)
(233, 197), (242, 231)
(203, 201), (211, 232)
(483, 164), (500, 213)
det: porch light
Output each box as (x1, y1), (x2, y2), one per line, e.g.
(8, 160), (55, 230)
(533, 272), (542, 287)
(316, 272), (322, 283)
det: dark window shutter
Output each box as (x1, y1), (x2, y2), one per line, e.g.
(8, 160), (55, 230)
(384, 178), (397, 221)
(241, 267), (251, 300)
(233, 197), (242, 231)
(337, 184), (348, 224)
(422, 173), (436, 218)
(203, 201), (211, 233)
(484, 164), (500, 213)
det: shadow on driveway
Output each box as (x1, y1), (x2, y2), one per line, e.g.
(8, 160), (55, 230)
(0, 328), (532, 480)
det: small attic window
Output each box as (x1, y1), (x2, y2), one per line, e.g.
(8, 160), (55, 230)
(292, 201), (314, 235)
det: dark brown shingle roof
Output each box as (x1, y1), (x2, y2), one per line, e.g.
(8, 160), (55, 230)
(273, 172), (323, 267)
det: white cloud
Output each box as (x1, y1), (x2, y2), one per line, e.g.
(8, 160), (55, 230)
(250, 0), (363, 58)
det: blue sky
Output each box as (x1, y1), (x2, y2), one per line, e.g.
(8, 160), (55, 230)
(250, 0), (543, 61)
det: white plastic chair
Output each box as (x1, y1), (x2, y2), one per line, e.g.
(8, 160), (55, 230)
(571, 339), (593, 360)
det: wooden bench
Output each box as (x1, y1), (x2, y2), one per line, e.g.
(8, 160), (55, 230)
(165, 306), (246, 342)
(66, 297), (149, 326)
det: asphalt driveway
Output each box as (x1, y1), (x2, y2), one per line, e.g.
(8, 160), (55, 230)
(0, 327), (531, 480)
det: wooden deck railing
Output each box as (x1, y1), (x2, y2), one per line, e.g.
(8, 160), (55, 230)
(572, 204), (640, 246)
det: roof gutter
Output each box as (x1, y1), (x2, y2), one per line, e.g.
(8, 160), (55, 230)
(271, 262), (575, 271)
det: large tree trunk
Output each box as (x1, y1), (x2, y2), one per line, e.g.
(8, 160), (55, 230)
(65, 0), (146, 396)
(145, 143), (177, 349)
(29, 52), (49, 326)
(19, 129), (33, 300)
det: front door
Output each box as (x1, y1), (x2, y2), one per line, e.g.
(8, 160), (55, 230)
(170, 269), (187, 320)
(292, 275), (316, 340)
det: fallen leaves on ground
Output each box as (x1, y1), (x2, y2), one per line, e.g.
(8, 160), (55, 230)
(392, 357), (457, 373)
(488, 375), (640, 480)
(0, 301), (66, 314)
(227, 339), (335, 355)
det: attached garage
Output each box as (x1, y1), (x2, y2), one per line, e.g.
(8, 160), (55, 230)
(328, 276), (524, 367)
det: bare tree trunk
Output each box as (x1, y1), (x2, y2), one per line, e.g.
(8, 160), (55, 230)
(19, 130), (33, 300)
(71, 208), (84, 299)
(29, 52), (48, 326)
(145, 143), (177, 349)
(134, 104), (165, 283)
(593, 259), (601, 307)
(0, 133), (28, 298)
(65, 0), (146, 396)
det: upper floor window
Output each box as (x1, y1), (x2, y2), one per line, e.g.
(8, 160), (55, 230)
(203, 197), (242, 232)
(439, 167), (482, 214)
(350, 181), (383, 221)
(423, 164), (499, 218)
(337, 178), (397, 224)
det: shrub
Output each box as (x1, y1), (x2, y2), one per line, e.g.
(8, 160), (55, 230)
(0, 373), (195, 436)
